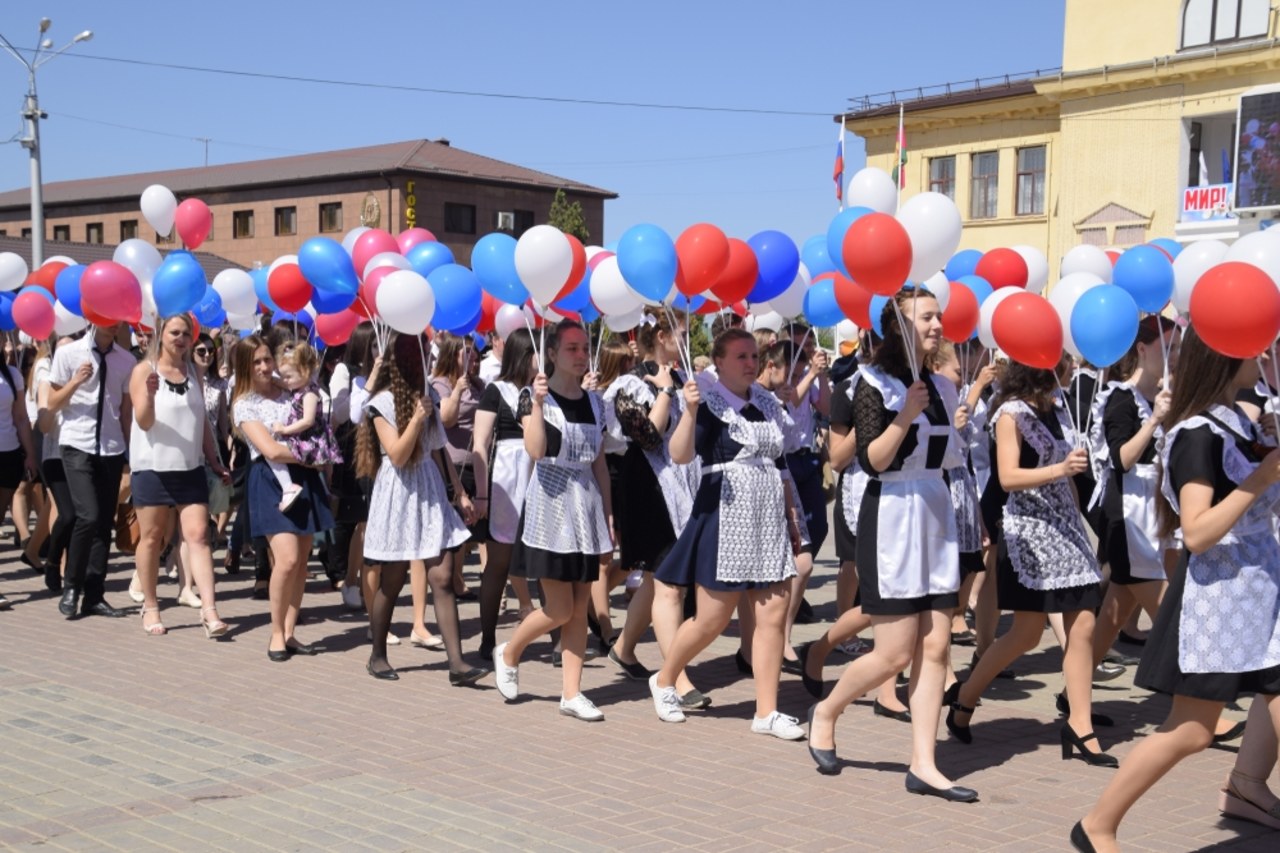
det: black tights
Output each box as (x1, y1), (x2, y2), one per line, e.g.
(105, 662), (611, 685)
(369, 556), (468, 675)
(478, 542), (512, 657)
(368, 561), (408, 675)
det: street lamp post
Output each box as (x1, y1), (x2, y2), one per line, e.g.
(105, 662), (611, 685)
(0, 19), (93, 269)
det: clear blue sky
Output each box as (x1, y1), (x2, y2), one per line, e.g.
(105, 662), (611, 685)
(0, 1), (1065, 247)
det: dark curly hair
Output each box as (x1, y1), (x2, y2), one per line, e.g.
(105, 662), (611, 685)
(989, 360), (1060, 414)
(355, 332), (431, 478)
(871, 289), (938, 381)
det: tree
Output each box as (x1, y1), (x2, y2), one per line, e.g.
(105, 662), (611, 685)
(548, 188), (590, 241)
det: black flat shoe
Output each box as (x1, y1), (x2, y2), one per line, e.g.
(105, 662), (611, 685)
(267, 649), (290, 662)
(806, 705), (840, 775)
(20, 552), (40, 572)
(455, 589), (478, 602)
(873, 700), (912, 723)
(448, 667), (489, 687)
(943, 682), (974, 745)
(44, 564), (62, 594)
(1060, 723), (1119, 768)
(1070, 821), (1097, 853)
(781, 657), (804, 677)
(950, 629), (977, 646)
(608, 647), (655, 680)
(735, 650), (753, 677)
(799, 642), (824, 699)
(1104, 648), (1141, 666)
(81, 601), (125, 618)
(679, 689), (711, 710)
(1116, 629), (1146, 647)
(905, 770), (978, 803)
(1056, 692), (1115, 727)
(367, 662), (399, 681)
(286, 641), (324, 656)
(57, 587), (78, 618)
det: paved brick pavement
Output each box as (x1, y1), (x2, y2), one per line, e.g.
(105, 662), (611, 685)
(0, 517), (1276, 852)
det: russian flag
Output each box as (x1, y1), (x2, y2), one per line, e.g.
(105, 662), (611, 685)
(833, 126), (845, 205)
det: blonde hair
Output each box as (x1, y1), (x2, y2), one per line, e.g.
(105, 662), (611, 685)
(275, 340), (321, 380)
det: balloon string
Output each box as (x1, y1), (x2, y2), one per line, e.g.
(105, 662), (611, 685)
(1157, 316), (1171, 391)
(417, 335), (430, 397)
(890, 300), (919, 379)
(1265, 343), (1280, 445)
(791, 327), (813, 378)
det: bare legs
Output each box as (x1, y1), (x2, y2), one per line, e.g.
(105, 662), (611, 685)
(501, 578), (593, 698)
(266, 533), (312, 653)
(135, 505), (171, 632)
(784, 553), (814, 662)
(1092, 580), (1164, 666)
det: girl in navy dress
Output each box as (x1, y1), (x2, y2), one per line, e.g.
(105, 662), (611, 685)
(1074, 327), (1280, 852)
(648, 329), (803, 739)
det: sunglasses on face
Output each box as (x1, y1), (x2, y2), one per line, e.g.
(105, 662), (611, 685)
(194, 347), (211, 356)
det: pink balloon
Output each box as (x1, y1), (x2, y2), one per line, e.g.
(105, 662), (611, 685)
(13, 290), (55, 339)
(174, 199), (213, 250)
(351, 230), (400, 282)
(586, 250), (614, 273)
(359, 265), (399, 315)
(80, 261), (142, 324)
(397, 227), (437, 255)
(315, 308), (362, 346)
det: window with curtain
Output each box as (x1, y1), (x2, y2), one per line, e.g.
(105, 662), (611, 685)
(1016, 146), (1046, 216)
(970, 152), (999, 219)
(929, 156), (956, 200)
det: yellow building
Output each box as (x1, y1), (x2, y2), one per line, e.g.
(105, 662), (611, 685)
(841, 0), (1280, 274)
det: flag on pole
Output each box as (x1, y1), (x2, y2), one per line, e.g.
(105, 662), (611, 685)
(890, 104), (907, 190)
(833, 122), (845, 208)
(1198, 150), (1211, 187)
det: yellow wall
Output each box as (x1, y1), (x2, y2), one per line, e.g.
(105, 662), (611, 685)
(1062, 0), (1180, 72)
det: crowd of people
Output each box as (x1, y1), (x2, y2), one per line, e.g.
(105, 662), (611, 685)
(1, 288), (1278, 853)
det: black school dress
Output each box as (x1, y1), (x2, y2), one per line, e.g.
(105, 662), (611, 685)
(1099, 387), (1165, 584)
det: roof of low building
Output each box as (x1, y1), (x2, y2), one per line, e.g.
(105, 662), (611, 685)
(0, 236), (244, 277)
(0, 139), (617, 209)
(839, 79), (1041, 122)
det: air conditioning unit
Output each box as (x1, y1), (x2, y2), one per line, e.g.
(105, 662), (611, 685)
(496, 211), (515, 231)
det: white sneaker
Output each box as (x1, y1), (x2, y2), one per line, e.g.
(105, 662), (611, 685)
(493, 642), (519, 700)
(177, 589), (203, 609)
(559, 693), (604, 722)
(278, 484), (302, 512)
(341, 585), (363, 610)
(365, 627), (402, 646)
(751, 711), (805, 741)
(648, 673), (686, 723)
(836, 638), (872, 656)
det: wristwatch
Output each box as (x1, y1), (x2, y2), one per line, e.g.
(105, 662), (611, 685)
(659, 385), (678, 397)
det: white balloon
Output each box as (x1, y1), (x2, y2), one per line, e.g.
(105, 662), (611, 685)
(589, 256), (641, 315)
(42, 255), (77, 268)
(53, 301), (87, 337)
(1011, 245), (1050, 294)
(268, 254), (299, 277)
(978, 288), (1019, 350)
(1048, 272), (1106, 357)
(584, 245), (607, 263)
(341, 227), (371, 256)
(845, 167), (898, 214)
(897, 192), (962, 282)
(0, 252), (27, 292)
(767, 263), (811, 318)
(1224, 230), (1280, 289)
(605, 305), (646, 333)
(212, 269), (258, 317)
(140, 281), (158, 330)
(375, 270), (435, 335)
(228, 312), (259, 333)
(140, 184), (178, 237)
(921, 271), (951, 312)
(362, 252), (411, 280)
(1171, 239), (1229, 314)
(113, 239), (164, 287)
(1060, 245), (1113, 284)
(494, 304), (530, 340)
(745, 311), (784, 333)
(514, 224), (573, 305)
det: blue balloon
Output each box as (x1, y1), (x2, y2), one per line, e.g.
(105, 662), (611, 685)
(251, 267), (279, 313)
(1112, 245), (1174, 313)
(669, 292), (705, 313)
(54, 264), (86, 316)
(1149, 237), (1182, 260)
(944, 249), (983, 281)
(869, 295), (890, 337)
(579, 303), (600, 324)
(471, 331), (487, 350)
(472, 233), (528, 304)
(427, 264), (483, 331)
(21, 285), (56, 306)
(207, 307), (227, 328)
(271, 309), (314, 330)
(803, 276), (844, 327)
(445, 306), (482, 336)
(311, 286), (356, 314)
(298, 236), (359, 295)
(747, 230), (801, 303)
(407, 241), (455, 279)
(956, 274), (993, 307)
(617, 224), (677, 303)
(1070, 285), (1140, 368)
(193, 287), (223, 327)
(825, 207), (871, 276)
(153, 251), (207, 317)
(0, 293), (14, 331)
(801, 235), (838, 279)
(554, 265), (592, 312)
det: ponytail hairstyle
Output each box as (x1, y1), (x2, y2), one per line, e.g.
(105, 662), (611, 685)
(1112, 315), (1177, 382)
(355, 332), (429, 477)
(636, 312), (680, 359)
(989, 361), (1060, 415)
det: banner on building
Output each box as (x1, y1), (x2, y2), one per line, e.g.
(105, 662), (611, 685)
(1181, 183), (1235, 222)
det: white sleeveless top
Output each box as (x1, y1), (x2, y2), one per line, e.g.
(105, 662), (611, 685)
(129, 367), (205, 472)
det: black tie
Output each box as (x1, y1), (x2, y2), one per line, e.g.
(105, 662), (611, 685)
(93, 345), (110, 454)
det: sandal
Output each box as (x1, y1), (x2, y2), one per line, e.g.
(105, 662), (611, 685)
(1220, 771), (1280, 830)
(201, 607), (228, 639)
(141, 606), (167, 636)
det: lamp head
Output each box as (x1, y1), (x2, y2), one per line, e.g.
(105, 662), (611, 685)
(74, 30), (92, 43)
(39, 39), (52, 49)
(38, 18), (51, 34)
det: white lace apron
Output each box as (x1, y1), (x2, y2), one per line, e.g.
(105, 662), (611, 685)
(861, 367), (961, 600)
(991, 400), (1100, 591)
(838, 372), (870, 537)
(519, 391), (612, 556)
(700, 382), (796, 584)
(488, 381), (532, 545)
(1161, 406), (1280, 674)
(603, 373), (699, 536)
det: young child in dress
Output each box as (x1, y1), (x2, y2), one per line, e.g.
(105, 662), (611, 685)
(270, 343), (341, 511)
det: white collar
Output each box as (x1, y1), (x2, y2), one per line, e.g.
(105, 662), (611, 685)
(714, 380), (752, 413)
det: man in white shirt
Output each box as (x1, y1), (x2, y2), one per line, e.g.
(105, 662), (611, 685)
(47, 323), (135, 618)
(479, 331), (502, 385)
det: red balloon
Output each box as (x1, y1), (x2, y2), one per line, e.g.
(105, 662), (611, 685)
(710, 238), (759, 304)
(992, 292), (1063, 369)
(555, 234), (587, 303)
(842, 213), (913, 296)
(675, 223), (730, 296)
(30, 262), (65, 294)
(477, 292), (500, 334)
(81, 261), (142, 325)
(1189, 261), (1280, 358)
(356, 265), (398, 319)
(941, 281), (980, 343)
(694, 298), (724, 315)
(268, 263), (312, 313)
(175, 198), (213, 250)
(351, 229), (400, 281)
(12, 291), (55, 339)
(1105, 249), (1122, 267)
(83, 305), (116, 327)
(975, 248), (1029, 290)
(315, 309), (362, 346)
(832, 272), (872, 328)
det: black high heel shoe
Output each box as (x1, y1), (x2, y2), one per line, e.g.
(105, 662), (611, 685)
(735, 649), (753, 677)
(1069, 820), (1097, 852)
(1056, 692), (1115, 727)
(806, 705), (840, 775)
(943, 682), (974, 744)
(1060, 723), (1119, 768)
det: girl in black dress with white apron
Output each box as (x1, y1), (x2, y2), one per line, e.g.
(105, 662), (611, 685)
(808, 290), (973, 802)
(1075, 327), (1280, 852)
(492, 321), (613, 722)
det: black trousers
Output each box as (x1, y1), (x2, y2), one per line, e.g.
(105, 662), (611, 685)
(39, 458), (74, 573)
(59, 448), (125, 604)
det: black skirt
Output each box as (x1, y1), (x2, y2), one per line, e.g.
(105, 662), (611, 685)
(0, 447), (24, 490)
(509, 513), (600, 584)
(832, 481), (857, 563)
(132, 467), (209, 508)
(1136, 551), (1280, 702)
(616, 445), (676, 571)
(995, 538), (1102, 613)
(959, 551), (985, 578)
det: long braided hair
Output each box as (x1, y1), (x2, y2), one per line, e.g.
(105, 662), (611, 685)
(355, 332), (431, 478)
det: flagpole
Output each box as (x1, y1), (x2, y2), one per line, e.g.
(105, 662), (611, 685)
(834, 118), (846, 212)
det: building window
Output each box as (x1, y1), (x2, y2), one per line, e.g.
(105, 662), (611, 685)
(1114, 224), (1148, 246)
(21, 227), (31, 238)
(1079, 227), (1108, 246)
(233, 210), (254, 239)
(444, 202), (476, 235)
(319, 202), (342, 233)
(928, 157), (956, 200)
(1015, 146), (1046, 216)
(156, 227), (174, 244)
(513, 210), (536, 236)
(970, 152), (999, 219)
(120, 219), (138, 241)
(52, 224), (70, 241)
(0, 230), (6, 236)
(86, 222), (104, 244)
(1182, 0), (1270, 48)
(274, 206), (297, 237)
